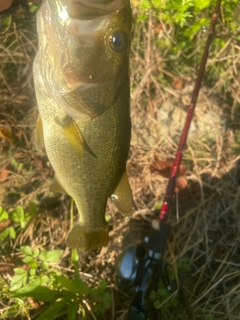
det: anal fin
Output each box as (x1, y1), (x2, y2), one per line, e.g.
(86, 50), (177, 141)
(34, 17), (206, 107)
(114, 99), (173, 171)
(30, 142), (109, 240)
(50, 175), (68, 194)
(111, 170), (134, 216)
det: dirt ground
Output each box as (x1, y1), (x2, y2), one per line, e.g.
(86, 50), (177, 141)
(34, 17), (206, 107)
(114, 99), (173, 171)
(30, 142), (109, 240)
(0, 3), (240, 320)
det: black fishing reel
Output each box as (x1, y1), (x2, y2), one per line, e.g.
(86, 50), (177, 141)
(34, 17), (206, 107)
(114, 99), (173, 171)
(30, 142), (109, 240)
(116, 238), (149, 292)
(116, 220), (171, 320)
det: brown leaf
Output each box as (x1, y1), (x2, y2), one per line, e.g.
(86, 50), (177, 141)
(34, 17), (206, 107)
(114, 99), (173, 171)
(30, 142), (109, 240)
(150, 160), (186, 178)
(35, 159), (43, 169)
(27, 298), (43, 309)
(176, 175), (188, 191)
(155, 23), (163, 34)
(150, 160), (172, 178)
(0, 170), (10, 183)
(0, 127), (13, 142)
(0, 219), (11, 232)
(172, 77), (185, 90)
(150, 160), (188, 194)
(0, 262), (15, 275)
(0, 0), (13, 12)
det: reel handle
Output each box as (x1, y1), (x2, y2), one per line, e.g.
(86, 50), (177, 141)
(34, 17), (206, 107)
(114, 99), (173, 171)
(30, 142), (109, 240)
(125, 221), (171, 320)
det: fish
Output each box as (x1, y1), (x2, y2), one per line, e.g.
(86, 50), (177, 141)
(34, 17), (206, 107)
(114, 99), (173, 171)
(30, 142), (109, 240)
(33, 0), (134, 251)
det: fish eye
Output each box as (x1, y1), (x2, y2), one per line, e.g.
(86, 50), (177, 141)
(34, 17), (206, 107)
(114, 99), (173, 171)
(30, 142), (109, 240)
(109, 31), (128, 54)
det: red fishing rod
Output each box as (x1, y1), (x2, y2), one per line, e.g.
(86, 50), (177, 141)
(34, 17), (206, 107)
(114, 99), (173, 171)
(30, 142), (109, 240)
(158, 1), (221, 224)
(116, 0), (222, 318)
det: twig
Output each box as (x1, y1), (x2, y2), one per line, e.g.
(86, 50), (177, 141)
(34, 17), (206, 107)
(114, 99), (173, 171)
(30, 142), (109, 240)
(111, 285), (115, 320)
(191, 271), (239, 306)
(82, 299), (97, 320)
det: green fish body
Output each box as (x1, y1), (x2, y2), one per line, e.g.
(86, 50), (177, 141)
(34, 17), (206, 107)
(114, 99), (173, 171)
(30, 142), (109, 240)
(33, 0), (134, 251)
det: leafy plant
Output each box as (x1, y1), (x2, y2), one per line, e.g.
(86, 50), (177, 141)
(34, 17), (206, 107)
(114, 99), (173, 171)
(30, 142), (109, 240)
(150, 259), (191, 312)
(3, 246), (112, 319)
(154, 200), (162, 210)
(0, 204), (36, 240)
(10, 246), (63, 292)
(10, 159), (23, 173)
(132, 0), (240, 92)
(27, 1), (41, 14)
(150, 267), (179, 312)
(0, 207), (15, 240)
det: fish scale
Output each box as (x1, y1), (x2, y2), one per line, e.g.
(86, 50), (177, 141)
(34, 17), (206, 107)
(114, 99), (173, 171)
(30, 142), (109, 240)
(33, 0), (134, 251)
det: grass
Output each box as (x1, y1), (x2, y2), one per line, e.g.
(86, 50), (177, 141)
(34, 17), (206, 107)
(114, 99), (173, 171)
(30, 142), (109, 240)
(0, 0), (240, 319)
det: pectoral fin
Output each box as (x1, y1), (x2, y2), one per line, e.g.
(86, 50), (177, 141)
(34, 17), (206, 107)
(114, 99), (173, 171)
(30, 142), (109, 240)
(35, 114), (45, 150)
(56, 116), (96, 160)
(50, 175), (67, 194)
(111, 170), (134, 216)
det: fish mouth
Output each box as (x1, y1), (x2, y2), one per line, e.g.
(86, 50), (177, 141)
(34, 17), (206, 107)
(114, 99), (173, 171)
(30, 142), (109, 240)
(49, 0), (128, 44)
(63, 0), (127, 19)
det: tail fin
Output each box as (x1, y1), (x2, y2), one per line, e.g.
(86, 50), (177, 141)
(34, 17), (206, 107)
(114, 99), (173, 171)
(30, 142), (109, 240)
(66, 223), (109, 251)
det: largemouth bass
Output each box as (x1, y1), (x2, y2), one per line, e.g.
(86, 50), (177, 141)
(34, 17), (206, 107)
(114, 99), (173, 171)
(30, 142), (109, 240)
(33, 0), (134, 251)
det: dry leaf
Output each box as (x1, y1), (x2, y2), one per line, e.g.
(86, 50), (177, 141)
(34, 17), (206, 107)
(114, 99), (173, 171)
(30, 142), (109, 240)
(0, 0), (13, 12)
(0, 219), (11, 232)
(172, 77), (184, 90)
(176, 175), (188, 190)
(0, 170), (10, 183)
(0, 262), (15, 275)
(35, 159), (43, 169)
(150, 160), (186, 178)
(155, 23), (163, 34)
(150, 160), (188, 193)
(0, 127), (13, 142)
